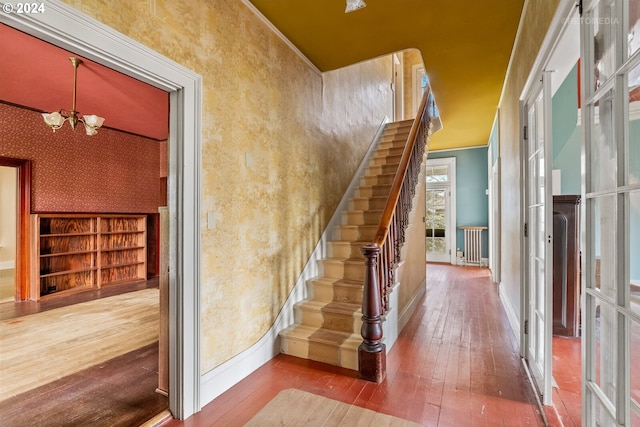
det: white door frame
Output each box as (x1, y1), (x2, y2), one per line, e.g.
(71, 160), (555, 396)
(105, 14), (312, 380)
(519, 0), (578, 406)
(0, 4), (202, 419)
(412, 64), (427, 117)
(392, 53), (404, 121)
(523, 74), (554, 406)
(426, 157), (456, 264)
(489, 151), (501, 284)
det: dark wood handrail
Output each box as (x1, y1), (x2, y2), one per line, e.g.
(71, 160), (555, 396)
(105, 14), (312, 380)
(358, 87), (433, 383)
(372, 88), (431, 246)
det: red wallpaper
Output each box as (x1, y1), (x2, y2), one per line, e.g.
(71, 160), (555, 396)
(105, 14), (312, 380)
(0, 103), (164, 213)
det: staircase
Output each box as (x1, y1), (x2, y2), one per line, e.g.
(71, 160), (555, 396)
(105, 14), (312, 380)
(279, 119), (414, 370)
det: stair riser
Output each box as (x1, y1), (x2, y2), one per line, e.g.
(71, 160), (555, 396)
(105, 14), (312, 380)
(341, 210), (381, 225)
(380, 129), (410, 138)
(374, 147), (405, 158)
(378, 137), (409, 147)
(295, 305), (363, 333)
(328, 242), (366, 259)
(309, 282), (363, 304)
(355, 186), (392, 198)
(360, 174), (395, 186)
(280, 337), (357, 370)
(365, 164), (399, 175)
(320, 261), (365, 281)
(349, 197), (387, 211)
(334, 226), (377, 241)
(369, 155), (402, 167)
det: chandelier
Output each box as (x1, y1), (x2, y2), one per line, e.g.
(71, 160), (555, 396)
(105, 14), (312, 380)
(345, 0), (366, 13)
(41, 57), (105, 136)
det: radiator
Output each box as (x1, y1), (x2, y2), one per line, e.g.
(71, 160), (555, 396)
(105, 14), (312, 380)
(460, 226), (487, 266)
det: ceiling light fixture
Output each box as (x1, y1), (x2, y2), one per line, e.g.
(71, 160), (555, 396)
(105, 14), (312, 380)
(345, 0), (366, 13)
(42, 57), (105, 136)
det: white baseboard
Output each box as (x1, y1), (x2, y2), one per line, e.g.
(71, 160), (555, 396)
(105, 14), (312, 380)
(498, 282), (520, 346)
(398, 279), (426, 333)
(200, 117), (390, 407)
(382, 281), (400, 352)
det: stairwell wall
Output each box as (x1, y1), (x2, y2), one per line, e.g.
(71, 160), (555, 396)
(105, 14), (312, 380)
(60, 0), (395, 375)
(397, 158), (427, 330)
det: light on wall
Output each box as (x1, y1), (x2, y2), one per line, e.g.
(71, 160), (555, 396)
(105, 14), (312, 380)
(345, 0), (366, 13)
(42, 57), (105, 136)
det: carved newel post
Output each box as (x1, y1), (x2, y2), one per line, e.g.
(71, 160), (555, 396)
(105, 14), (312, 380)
(359, 244), (386, 383)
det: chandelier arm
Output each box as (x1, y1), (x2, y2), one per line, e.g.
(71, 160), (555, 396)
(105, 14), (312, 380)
(42, 56), (103, 135)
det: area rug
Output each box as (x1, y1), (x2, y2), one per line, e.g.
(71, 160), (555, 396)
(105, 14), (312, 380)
(0, 288), (158, 401)
(244, 388), (421, 426)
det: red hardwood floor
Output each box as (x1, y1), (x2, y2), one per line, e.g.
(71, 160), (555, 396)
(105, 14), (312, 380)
(163, 264), (547, 427)
(551, 336), (582, 426)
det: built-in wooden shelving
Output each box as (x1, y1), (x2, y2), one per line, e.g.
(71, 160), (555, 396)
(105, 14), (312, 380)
(30, 214), (147, 300)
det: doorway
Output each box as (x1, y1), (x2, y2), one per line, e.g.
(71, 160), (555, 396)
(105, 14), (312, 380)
(2, 3), (202, 419)
(0, 166), (16, 303)
(425, 158), (456, 264)
(523, 73), (554, 406)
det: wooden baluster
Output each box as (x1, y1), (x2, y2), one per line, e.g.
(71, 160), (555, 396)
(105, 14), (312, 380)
(359, 244), (386, 383)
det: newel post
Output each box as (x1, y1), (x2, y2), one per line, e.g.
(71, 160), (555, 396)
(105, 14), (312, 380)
(359, 244), (386, 383)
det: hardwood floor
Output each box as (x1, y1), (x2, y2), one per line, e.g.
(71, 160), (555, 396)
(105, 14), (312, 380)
(0, 343), (167, 427)
(1, 265), (581, 426)
(551, 336), (582, 426)
(0, 278), (167, 426)
(162, 264), (546, 427)
(0, 277), (158, 321)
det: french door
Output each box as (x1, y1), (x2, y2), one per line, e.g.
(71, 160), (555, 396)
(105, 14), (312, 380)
(524, 73), (553, 406)
(426, 158), (456, 264)
(580, 0), (640, 425)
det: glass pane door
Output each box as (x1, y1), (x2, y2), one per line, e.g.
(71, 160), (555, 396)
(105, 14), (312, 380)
(525, 75), (553, 406)
(426, 158), (455, 263)
(581, 0), (640, 424)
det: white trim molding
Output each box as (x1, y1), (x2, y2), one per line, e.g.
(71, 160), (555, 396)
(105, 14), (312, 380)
(0, 1), (202, 419)
(499, 282), (521, 346)
(240, 0), (321, 75)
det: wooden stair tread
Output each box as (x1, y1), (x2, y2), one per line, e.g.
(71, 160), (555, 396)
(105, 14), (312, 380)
(296, 299), (361, 313)
(280, 325), (360, 347)
(311, 277), (364, 287)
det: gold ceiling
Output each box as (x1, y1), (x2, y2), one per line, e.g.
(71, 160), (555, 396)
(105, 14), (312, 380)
(248, 0), (524, 151)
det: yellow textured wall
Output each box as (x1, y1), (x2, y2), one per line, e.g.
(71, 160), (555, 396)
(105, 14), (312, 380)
(397, 160), (426, 315)
(62, 0), (394, 373)
(498, 0), (560, 323)
(402, 49), (424, 120)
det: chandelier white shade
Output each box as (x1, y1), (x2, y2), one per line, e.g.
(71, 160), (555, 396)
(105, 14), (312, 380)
(42, 57), (105, 136)
(345, 0), (366, 13)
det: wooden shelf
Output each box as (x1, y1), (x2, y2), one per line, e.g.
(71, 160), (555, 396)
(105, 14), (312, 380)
(40, 267), (99, 278)
(31, 214), (147, 300)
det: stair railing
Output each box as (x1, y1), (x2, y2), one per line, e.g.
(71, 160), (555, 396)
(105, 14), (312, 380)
(358, 88), (433, 383)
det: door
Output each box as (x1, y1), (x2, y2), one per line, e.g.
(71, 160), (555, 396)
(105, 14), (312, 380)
(412, 65), (429, 117)
(392, 53), (404, 121)
(0, 166), (17, 302)
(580, 0), (640, 425)
(524, 73), (553, 406)
(426, 158), (456, 264)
